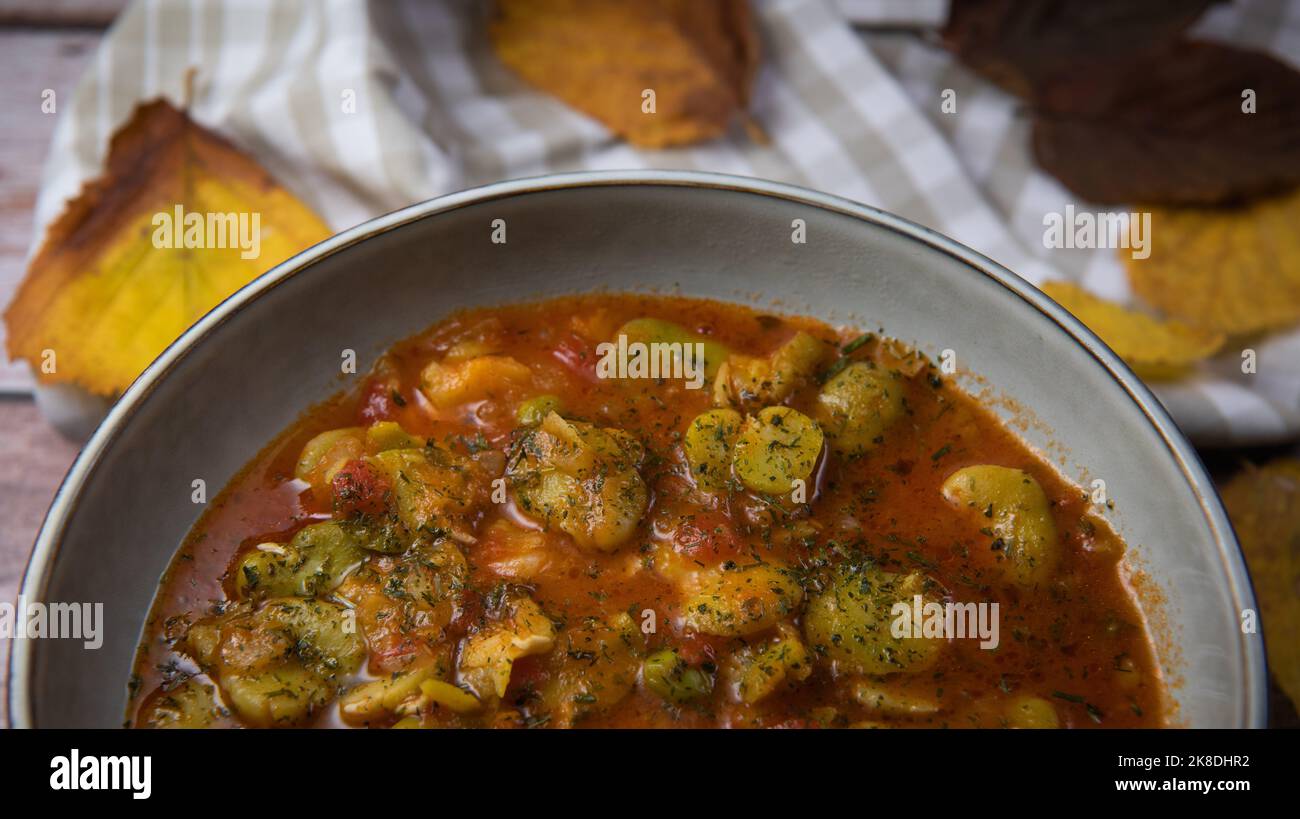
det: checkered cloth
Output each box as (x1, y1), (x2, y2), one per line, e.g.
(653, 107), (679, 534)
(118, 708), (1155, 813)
(8, 0), (1299, 444)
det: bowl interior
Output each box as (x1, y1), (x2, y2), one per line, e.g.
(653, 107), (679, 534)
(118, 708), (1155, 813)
(13, 175), (1263, 727)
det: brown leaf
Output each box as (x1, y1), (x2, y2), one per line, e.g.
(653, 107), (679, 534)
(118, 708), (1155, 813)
(1033, 42), (1300, 205)
(1219, 459), (1300, 712)
(489, 0), (759, 148)
(4, 100), (331, 396)
(942, 0), (1217, 98)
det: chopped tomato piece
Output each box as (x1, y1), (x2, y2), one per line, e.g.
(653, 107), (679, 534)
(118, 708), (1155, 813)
(675, 632), (724, 666)
(551, 333), (600, 384)
(672, 511), (742, 564)
(504, 654), (548, 693)
(357, 376), (404, 425)
(331, 458), (392, 518)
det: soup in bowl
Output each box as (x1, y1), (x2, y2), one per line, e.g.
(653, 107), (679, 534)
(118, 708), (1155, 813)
(10, 172), (1263, 728)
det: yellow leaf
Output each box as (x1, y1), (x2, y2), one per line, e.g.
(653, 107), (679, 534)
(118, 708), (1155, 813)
(489, 0), (760, 148)
(1040, 280), (1224, 381)
(1123, 188), (1300, 335)
(4, 100), (331, 396)
(1219, 459), (1300, 712)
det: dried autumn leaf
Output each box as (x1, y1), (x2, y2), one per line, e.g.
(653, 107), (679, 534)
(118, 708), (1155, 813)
(4, 100), (331, 396)
(489, 0), (759, 148)
(1123, 187), (1300, 335)
(942, 0), (1217, 99)
(1033, 42), (1300, 205)
(1040, 280), (1224, 381)
(1219, 458), (1300, 711)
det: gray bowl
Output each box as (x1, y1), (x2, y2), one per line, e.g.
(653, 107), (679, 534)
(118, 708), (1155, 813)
(9, 171), (1266, 728)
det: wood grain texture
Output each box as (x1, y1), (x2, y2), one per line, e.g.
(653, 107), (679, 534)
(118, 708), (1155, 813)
(0, 16), (107, 726)
(0, 397), (80, 727)
(0, 0), (127, 27)
(0, 29), (102, 391)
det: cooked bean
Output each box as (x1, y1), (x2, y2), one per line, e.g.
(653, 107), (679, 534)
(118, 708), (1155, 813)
(802, 566), (943, 675)
(941, 465), (1059, 587)
(732, 406), (823, 494)
(814, 362), (904, 455)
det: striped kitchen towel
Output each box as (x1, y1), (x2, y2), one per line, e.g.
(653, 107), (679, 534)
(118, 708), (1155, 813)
(7, 0), (1297, 445)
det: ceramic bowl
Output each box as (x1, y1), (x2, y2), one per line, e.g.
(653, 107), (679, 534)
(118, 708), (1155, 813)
(9, 171), (1266, 727)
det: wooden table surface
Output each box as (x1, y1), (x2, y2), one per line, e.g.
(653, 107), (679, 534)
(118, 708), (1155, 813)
(0, 1), (127, 727)
(0, 0), (1293, 729)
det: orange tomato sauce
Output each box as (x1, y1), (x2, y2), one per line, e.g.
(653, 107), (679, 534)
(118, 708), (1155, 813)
(129, 294), (1166, 728)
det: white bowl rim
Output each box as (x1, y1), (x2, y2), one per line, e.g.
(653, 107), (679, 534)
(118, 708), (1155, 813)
(8, 169), (1267, 728)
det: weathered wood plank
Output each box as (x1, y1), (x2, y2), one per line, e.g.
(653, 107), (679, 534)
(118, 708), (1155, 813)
(0, 0), (126, 28)
(0, 29), (102, 391)
(0, 396), (81, 727)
